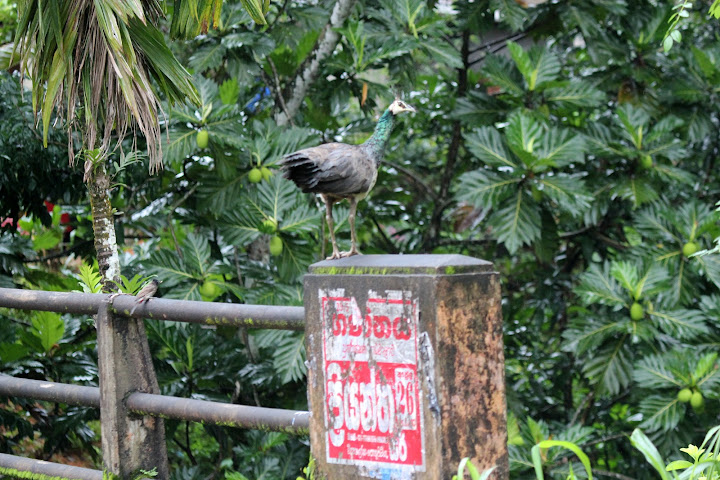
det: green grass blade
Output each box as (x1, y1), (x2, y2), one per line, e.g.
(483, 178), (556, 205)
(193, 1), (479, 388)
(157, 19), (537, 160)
(630, 429), (671, 480)
(531, 440), (592, 480)
(455, 458), (495, 480)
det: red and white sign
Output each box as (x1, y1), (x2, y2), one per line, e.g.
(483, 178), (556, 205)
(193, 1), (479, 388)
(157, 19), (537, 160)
(319, 288), (424, 470)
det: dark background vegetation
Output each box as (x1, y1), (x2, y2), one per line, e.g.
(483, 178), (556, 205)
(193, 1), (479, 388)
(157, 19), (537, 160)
(1, 0), (720, 477)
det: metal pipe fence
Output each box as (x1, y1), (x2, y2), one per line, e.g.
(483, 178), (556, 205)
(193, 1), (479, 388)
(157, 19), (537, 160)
(0, 453), (104, 480)
(0, 376), (311, 434)
(0, 287), (307, 479)
(0, 254), (509, 479)
(0, 288), (305, 330)
(0, 375), (100, 407)
(126, 392), (310, 434)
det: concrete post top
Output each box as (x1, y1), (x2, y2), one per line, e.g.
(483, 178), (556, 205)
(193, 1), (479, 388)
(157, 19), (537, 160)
(308, 254), (494, 275)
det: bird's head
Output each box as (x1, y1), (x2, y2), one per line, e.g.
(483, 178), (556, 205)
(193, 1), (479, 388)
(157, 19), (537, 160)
(388, 99), (416, 115)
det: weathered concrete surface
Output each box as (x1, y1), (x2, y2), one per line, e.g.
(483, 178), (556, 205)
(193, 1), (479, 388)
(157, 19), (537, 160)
(304, 254), (507, 480)
(97, 301), (170, 479)
(436, 273), (507, 476)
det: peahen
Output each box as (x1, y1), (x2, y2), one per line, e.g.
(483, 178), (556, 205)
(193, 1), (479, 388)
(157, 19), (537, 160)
(280, 99), (415, 259)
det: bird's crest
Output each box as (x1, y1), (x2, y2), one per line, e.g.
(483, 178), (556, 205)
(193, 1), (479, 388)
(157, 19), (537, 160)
(388, 98), (416, 115)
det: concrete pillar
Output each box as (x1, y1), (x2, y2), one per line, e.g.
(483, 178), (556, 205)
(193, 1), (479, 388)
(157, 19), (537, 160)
(303, 254), (507, 479)
(96, 301), (170, 479)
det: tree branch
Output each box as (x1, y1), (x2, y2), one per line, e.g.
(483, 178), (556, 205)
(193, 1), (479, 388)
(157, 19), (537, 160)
(274, 0), (358, 126)
(383, 160), (438, 200)
(468, 32), (529, 68)
(173, 437), (197, 465)
(370, 214), (398, 253)
(264, 59), (295, 127)
(422, 31), (470, 251)
(594, 470), (637, 480)
(469, 32), (526, 54)
(268, 0), (291, 31)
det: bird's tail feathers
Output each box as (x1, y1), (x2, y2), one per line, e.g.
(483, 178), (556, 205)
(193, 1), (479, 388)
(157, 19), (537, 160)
(280, 154), (321, 192)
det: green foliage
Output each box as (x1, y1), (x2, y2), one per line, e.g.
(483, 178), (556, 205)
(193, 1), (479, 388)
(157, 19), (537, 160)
(0, 72), (83, 230)
(0, 285), (99, 460)
(133, 467), (158, 479)
(514, 425), (720, 480)
(456, 40), (601, 254)
(144, 232), (232, 301)
(254, 330), (306, 384)
(0, 0), (15, 41)
(76, 262), (102, 293)
(295, 456), (316, 480)
(452, 461), (495, 480)
(5, 0), (720, 476)
(532, 441), (592, 480)
(20, 311), (65, 353)
(458, 110), (590, 253)
(563, 258), (712, 397)
(663, 0), (692, 51)
(632, 426), (720, 480)
(509, 418), (594, 478)
(114, 273), (154, 295)
(13, 0), (201, 171)
(693, 201), (720, 258)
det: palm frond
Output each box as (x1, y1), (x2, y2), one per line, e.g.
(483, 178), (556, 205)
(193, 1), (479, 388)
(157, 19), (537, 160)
(14, 0), (199, 173)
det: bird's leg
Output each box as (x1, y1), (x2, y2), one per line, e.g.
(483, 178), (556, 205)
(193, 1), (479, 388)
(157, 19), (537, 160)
(341, 197), (361, 257)
(323, 196), (341, 260)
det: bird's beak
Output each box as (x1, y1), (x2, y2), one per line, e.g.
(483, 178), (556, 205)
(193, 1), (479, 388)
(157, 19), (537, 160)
(405, 104), (416, 113)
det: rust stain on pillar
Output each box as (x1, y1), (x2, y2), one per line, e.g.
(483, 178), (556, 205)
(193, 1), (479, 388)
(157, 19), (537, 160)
(436, 274), (507, 477)
(304, 255), (508, 480)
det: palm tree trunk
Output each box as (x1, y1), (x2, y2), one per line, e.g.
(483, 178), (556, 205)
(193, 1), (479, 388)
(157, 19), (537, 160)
(88, 159), (171, 478)
(88, 161), (121, 293)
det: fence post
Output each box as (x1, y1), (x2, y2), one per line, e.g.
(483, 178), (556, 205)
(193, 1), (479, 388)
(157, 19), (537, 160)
(303, 254), (508, 479)
(96, 300), (170, 479)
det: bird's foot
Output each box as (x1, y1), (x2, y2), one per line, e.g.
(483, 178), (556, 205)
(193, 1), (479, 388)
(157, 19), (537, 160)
(339, 249), (362, 258)
(326, 250), (342, 260)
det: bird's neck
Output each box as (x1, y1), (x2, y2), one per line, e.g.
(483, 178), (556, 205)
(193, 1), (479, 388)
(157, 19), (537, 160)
(364, 109), (395, 165)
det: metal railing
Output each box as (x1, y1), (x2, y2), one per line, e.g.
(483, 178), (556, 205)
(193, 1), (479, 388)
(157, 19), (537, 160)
(0, 287), (309, 479)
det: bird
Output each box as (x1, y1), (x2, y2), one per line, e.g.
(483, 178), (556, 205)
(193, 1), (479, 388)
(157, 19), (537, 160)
(136, 279), (160, 303)
(280, 98), (415, 259)
(130, 279), (160, 314)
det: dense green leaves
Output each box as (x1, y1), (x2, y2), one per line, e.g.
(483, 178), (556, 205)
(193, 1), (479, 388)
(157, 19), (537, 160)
(145, 233), (228, 301)
(488, 191), (542, 253)
(5, 0), (720, 476)
(465, 127), (517, 168)
(567, 257), (711, 402)
(254, 330), (306, 384)
(459, 110), (590, 252)
(458, 170), (520, 210)
(582, 340), (633, 395)
(0, 73), (83, 230)
(218, 175), (320, 280)
(637, 395), (685, 433)
(20, 311), (65, 353)
(507, 42), (561, 91)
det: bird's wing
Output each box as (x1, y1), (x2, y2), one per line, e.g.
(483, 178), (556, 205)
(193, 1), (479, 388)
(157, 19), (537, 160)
(281, 143), (375, 196)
